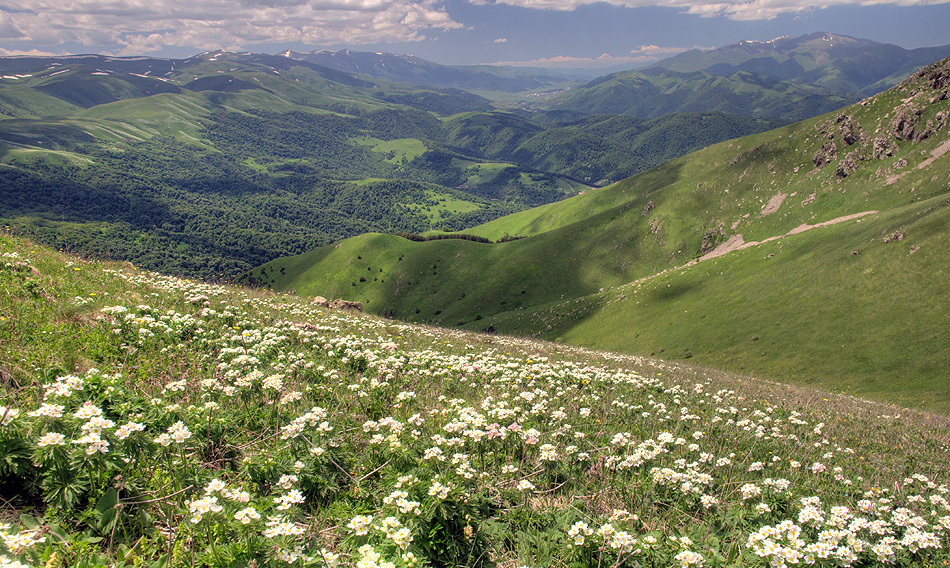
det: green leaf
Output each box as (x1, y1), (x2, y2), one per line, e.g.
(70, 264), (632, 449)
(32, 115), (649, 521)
(19, 514), (41, 530)
(95, 487), (119, 531)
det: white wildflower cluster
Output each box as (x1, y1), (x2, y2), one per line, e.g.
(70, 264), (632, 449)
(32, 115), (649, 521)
(280, 406), (329, 439)
(154, 420), (191, 446)
(0, 406), (19, 427)
(567, 520), (593, 546)
(262, 516), (305, 538)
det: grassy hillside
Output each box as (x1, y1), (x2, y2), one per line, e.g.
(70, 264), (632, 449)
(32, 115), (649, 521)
(3, 233), (950, 568)
(260, 57), (950, 413)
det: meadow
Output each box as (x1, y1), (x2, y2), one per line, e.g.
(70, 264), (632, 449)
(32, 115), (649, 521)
(3, 233), (950, 567)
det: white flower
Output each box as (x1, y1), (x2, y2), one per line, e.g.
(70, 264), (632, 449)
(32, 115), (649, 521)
(675, 550), (704, 566)
(27, 403), (64, 418)
(36, 432), (67, 447)
(115, 422), (145, 440)
(391, 526), (413, 549)
(188, 496), (222, 523)
(234, 507), (261, 524)
(741, 483), (762, 500)
(428, 481), (451, 500)
(72, 402), (103, 419)
(168, 421), (191, 443)
(347, 514), (374, 535)
(274, 489), (305, 510)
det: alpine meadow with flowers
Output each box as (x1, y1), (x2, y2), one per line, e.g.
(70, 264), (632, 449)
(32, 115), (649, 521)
(2, 232), (950, 568)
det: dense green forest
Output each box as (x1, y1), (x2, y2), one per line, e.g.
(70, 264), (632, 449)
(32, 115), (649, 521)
(1, 139), (442, 278)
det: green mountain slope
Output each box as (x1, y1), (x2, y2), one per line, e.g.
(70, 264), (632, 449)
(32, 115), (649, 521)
(258, 57), (950, 412)
(538, 34), (950, 121)
(0, 53), (582, 277)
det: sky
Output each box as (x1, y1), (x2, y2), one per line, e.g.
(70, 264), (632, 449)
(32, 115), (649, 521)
(1, 0), (949, 69)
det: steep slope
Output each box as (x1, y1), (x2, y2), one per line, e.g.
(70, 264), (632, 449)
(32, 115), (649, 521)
(259, 57), (950, 411)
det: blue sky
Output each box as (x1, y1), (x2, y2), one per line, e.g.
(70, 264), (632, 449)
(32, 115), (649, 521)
(1, 0), (948, 69)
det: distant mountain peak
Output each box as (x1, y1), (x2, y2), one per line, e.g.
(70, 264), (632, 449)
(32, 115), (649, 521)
(276, 48), (583, 92)
(648, 32), (950, 95)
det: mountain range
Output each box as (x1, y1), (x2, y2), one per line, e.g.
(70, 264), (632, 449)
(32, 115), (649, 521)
(535, 33), (950, 118)
(648, 32), (950, 95)
(278, 48), (589, 93)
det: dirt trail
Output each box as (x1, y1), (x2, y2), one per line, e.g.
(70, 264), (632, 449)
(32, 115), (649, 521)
(760, 192), (787, 216)
(699, 210), (878, 261)
(918, 139), (950, 170)
(616, 210), (879, 293)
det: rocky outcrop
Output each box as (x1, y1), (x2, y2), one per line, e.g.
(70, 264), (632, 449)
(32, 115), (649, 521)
(930, 60), (950, 90)
(836, 154), (858, 179)
(872, 136), (897, 159)
(311, 296), (363, 311)
(837, 114), (862, 146)
(890, 104), (924, 141)
(699, 224), (726, 255)
(330, 299), (364, 311)
(813, 140), (838, 168)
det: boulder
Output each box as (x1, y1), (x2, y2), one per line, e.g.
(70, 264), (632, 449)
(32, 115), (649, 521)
(812, 140), (837, 168)
(835, 114), (862, 146)
(311, 296), (330, 307)
(330, 299), (363, 311)
(872, 137), (897, 160)
(835, 154), (858, 180)
(890, 105), (924, 141)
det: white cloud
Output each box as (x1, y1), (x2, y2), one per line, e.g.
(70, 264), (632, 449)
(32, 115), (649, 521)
(0, 0), (464, 54)
(0, 47), (58, 56)
(472, 0), (950, 20)
(494, 37), (508, 43)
